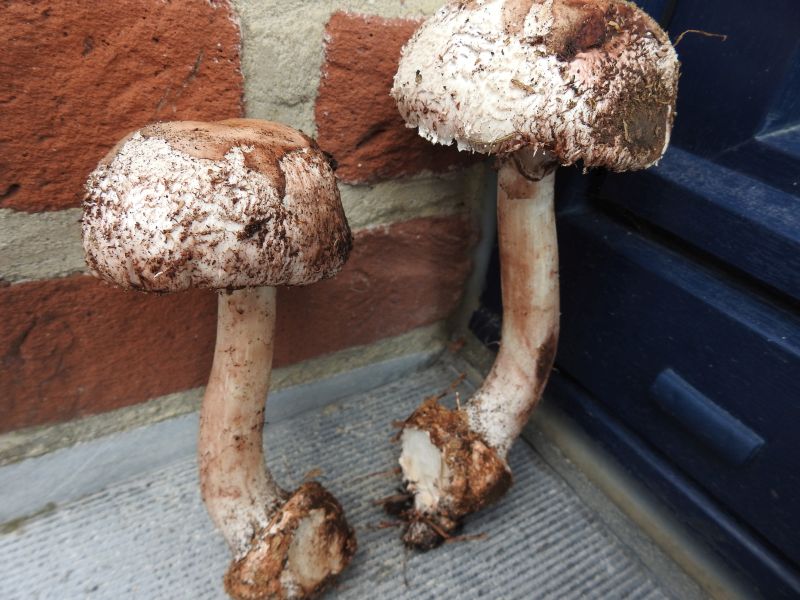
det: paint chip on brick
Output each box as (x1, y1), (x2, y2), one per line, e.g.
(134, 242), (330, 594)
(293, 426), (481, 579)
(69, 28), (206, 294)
(315, 12), (477, 184)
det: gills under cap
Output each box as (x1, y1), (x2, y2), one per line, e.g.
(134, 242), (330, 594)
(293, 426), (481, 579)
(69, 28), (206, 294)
(392, 0), (680, 171)
(83, 119), (352, 292)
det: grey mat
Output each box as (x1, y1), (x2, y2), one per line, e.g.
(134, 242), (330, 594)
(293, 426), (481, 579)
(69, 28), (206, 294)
(0, 362), (670, 599)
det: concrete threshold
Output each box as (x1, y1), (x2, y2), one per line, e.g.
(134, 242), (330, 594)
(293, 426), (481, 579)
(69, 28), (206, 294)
(2, 353), (673, 600)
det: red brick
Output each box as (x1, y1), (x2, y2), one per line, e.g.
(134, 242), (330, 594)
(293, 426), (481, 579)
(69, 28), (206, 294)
(0, 216), (475, 432)
(276, 216), (475, 365)
(315, 12), (476, 184)
(0, 0), (243, 212)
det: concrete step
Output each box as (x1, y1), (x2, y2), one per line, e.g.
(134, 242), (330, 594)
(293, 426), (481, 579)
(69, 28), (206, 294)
(0, 359), (672, 599)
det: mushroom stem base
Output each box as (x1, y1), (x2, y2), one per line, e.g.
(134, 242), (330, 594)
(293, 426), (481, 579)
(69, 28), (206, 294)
(392, 398), (511, 550)
(224, 482), (357, 600)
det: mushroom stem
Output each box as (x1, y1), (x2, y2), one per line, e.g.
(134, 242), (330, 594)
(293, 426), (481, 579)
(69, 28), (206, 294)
(394, 154), (559, 549)
(465, 154), (560, 458)
(199, 286), (284, 557)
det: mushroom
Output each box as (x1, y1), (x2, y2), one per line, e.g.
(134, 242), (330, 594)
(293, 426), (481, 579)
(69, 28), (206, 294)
(82, 119), (357, 598)
(390, 0), (679, 548)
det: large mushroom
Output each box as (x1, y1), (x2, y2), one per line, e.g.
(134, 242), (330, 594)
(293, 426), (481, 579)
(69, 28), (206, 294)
(390, 0), (679, 548)
(82, 119), (357, 598)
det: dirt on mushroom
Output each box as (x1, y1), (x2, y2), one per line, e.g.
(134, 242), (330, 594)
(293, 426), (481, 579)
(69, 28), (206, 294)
(225, 482), (357, 600)
(392, 398), (512, 549)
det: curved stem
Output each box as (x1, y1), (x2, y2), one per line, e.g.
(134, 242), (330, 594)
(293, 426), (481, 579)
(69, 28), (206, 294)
(466, 157), (560, 458)
(199, 286), (284, 557)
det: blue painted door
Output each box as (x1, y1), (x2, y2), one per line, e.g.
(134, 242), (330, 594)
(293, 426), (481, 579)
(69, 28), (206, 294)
(472, 1), (800, 596)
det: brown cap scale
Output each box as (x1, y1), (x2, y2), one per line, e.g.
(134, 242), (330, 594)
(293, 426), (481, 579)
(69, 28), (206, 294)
(82, 119), (356, 599)
(390, 0), (679, 548)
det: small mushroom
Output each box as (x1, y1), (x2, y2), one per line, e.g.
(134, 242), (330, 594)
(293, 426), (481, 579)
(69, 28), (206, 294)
(391, 0), (679, 548)
(82, 119), (356, 598)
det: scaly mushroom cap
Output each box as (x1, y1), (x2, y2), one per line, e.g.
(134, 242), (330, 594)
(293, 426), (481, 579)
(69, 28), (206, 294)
(83, 119), (352, 292)
(392, 0), (680, 171)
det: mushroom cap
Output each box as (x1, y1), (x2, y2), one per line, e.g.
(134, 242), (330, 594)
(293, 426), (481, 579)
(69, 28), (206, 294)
(82, 119), (352, 292)
(392, 0), (680, 171)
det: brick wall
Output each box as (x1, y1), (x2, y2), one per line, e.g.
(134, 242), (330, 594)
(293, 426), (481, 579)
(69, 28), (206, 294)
(0, 1), (486, 450)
